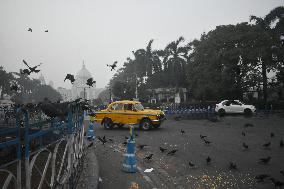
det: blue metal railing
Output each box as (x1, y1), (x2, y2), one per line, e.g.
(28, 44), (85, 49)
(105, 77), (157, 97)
(0, 103), (85, 189)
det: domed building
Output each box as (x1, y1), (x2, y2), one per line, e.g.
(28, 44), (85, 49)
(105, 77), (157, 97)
(71, 63), (96, 100)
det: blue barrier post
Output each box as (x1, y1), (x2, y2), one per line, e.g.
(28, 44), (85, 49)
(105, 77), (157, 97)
(122, 125), (137, 173)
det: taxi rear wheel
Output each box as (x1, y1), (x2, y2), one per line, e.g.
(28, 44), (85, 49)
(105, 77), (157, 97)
(103, 118), (113, 130)
(139, 118), (152, 130)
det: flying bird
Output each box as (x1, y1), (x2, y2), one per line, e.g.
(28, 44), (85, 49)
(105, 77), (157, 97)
(86, 78), (96, 87)
(107, 61), (118, 71)
(20, 68), (31, 75)
(167, 149), (178, 156)
(23, 60), (42, 73)
(258, 156), (271, 164)
(159, 147), (167, 153)
(255, 174), (270, 182)
(144, 154), (154, 161)
(242, 142), (248, 149)
(28, 28), (32, 32)
(204, 140), (212, 145)
(64, 74), (75, 84)
(262, 142), (271, 148)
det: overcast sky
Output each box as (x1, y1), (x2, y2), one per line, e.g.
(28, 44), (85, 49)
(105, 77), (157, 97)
(0, 0), (283, 89)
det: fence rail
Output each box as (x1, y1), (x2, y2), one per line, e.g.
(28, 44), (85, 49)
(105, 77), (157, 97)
(0, 103), (85, 189)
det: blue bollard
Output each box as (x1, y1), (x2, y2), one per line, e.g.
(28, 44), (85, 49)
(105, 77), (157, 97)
(122, 125), (137, 173)
(87, 121), (95, 140)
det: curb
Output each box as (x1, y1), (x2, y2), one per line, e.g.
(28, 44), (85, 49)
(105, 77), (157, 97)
(76, 138), (99, 189)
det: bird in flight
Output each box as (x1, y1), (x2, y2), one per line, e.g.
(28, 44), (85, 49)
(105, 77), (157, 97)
(64, 74), (75, 84)
(167, 149), (178, 156)
(107, 61), (118, 71)
(258, 156), (271, 164)
(22, 60), (42, 74)
(28, 28), (32, 32)
(86, 78), (96, 87)
(262, 142), (271, 148)
(20, 68), (32, 75)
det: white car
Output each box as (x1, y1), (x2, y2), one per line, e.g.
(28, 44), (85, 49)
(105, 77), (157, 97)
(215, 100), (256, 116)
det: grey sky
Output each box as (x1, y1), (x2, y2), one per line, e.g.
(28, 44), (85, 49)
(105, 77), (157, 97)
(0, 0), (283, 89)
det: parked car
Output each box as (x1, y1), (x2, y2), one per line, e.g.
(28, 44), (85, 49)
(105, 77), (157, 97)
(93, 100), (166, 130)
(215, 100), (256, 116)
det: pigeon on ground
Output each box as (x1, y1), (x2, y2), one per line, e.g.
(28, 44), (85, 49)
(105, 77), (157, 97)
(88, 142), (94, 148)
(270, 132), (275, 137)
(45, 30), (48, 32)
(159, 147), (167, 153)
(144, 154), (154, 161)
(206, 156), (211, 164)
(138, 144), (148, 150)
(167, 149), (178, 155)
(181, 129), (185, 135)
(204, 140), (212, 145)
(258, 156), (271, 164)
(242, 142), (249, 149)
(242, 131), (246, 136)
(229, 162), (237, 170)
(107, 61), (117, 71)
(188, 161), (195, 168)
(262, 142), (271, 148)
(200, 135), (207, 139)
(280, 140), (283, 147)
(255, 174), (270, 182)
(28, 28), (32, 32)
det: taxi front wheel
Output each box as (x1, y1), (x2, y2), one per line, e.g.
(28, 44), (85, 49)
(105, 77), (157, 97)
(103, 118), (114, 130)
(139, 119), (152, 131)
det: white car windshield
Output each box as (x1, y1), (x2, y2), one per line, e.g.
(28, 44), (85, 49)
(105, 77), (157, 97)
(134, 103), (144, 111)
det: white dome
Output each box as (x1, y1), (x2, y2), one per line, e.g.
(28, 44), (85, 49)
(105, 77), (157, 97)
(76, 63), (92, 80)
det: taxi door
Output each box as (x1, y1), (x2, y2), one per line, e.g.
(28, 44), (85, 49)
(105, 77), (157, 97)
(123, 104), (137, 124)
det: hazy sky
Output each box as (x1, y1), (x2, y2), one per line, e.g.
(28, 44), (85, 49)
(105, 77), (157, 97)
(0, 0), (283, 89)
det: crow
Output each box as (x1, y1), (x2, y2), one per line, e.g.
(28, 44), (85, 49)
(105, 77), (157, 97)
(28, 28), (32, 32)
(138, 144), (148, 150)
(23, 60), (42, 73)
(144, 154), (153, 161)
(206, 156), (211, 164)
(229, 162), (237, 170)
(242, 142), (249, 149)
(200, 135), (207, 139)
(242, 131), (246, 136)
(86, 78), (96, 87)
(204, 140), (212, 145)
(258, 156), (271, 164)
(167, 149), (178, 155)
(270, 178), (284, 188)
(280, 140), (283, 147)
(181, 129), (185, 135)
(262, 142), (271, 148)
(188, 161), (195, 168)
(244, 123), (254, 128)
(64, 74), (75, 84)
(10, 84), (19, 92)
(45, 30), (48, 32)
(270, 132), (275, 137)
(107, 61), (117, 71)
(20, 68), (31, 75)
(255, 174), (270, 182)
(159, 147), (167, 153)
(88, 142), (94, 148)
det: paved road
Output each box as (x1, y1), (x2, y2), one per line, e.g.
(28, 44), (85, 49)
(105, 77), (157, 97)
(93, 114), (284, 189)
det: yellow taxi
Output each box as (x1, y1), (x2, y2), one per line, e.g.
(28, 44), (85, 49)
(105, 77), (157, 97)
(93, 100), (166, 130)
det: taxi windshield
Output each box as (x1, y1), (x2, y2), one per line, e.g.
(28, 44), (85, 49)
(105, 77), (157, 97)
(134, 103), (144, 111)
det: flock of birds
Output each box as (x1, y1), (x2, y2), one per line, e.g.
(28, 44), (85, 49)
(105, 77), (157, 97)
(93, 123), (284, 188)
